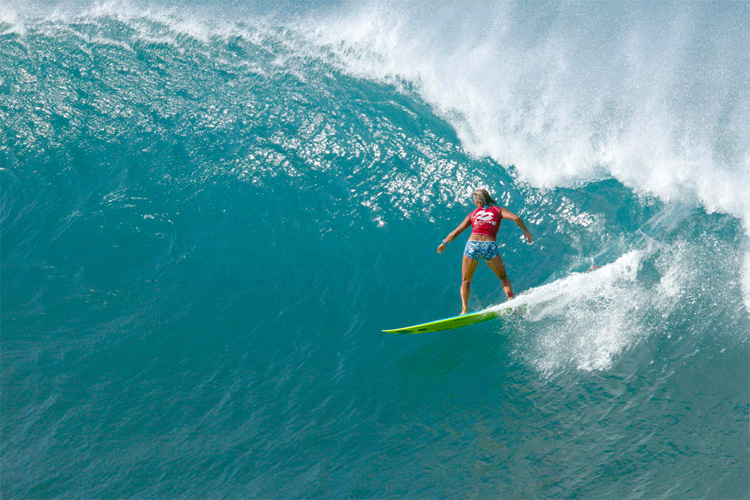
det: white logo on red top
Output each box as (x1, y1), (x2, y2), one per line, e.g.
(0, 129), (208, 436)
(475, 210), (497, 224)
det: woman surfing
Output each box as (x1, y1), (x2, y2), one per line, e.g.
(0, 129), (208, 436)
(437, 189), (533, 314)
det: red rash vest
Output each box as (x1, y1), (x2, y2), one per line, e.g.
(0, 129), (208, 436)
(470, 205), (503, 239)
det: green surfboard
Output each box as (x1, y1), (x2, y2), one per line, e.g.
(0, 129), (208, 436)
(383, 303), (527, 334)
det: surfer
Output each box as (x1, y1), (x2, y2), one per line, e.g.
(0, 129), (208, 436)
(438, 189), (533, 314)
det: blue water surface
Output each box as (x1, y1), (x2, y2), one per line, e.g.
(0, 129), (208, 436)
(2, 3), (749, 498)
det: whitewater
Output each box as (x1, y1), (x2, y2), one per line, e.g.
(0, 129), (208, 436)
(2, 1), (748, 498)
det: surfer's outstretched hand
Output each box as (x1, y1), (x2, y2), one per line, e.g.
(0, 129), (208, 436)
(523, 230), (533, 243)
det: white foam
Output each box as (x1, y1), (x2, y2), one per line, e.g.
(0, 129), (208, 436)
(488, 250), (646, 372)
(492, 229), (749, 373)
(303, 0), (750, 308)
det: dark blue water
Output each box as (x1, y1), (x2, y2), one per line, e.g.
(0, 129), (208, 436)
(2, 2), (749, 498)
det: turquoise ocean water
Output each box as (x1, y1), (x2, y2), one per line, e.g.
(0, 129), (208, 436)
(2, 1), (749, 497)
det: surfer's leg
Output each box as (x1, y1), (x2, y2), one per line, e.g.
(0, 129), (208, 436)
(461, 256), (479, 315)
(487, 255), (513, 299)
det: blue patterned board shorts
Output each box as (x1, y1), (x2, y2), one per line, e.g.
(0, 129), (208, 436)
(464, 240), (501, 261)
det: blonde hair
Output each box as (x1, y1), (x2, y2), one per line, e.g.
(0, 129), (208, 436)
(473, 188), (498, 207)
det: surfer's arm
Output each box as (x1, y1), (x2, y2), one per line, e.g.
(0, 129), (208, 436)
(437, 214), (472, 253)
(501, 208), (533, 243)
